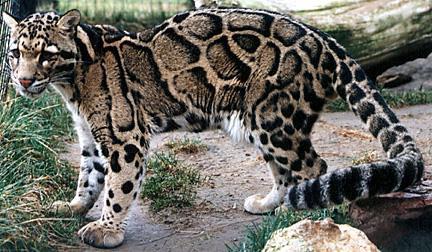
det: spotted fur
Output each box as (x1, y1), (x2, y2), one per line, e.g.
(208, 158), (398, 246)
(3, 8), (423, 248)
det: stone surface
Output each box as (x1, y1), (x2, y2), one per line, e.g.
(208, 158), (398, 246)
(349, 180), (432, 247)
(376, 73), (412, 89)
(377, 52), (432, 92)
(263, 218), (379, 252)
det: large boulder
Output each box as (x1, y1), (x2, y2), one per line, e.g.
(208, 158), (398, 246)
(263, 218), (379, 252)
(377, 52), (432, 91)
(349, 180), (432, 248)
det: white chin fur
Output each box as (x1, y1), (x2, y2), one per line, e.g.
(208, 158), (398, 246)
(16, 86), (47, 99)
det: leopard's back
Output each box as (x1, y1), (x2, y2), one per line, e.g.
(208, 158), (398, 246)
(112, 9), (344, 136)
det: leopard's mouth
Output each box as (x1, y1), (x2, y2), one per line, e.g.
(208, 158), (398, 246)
(15, 84), (48, 99)
(11, 76), (49, 98)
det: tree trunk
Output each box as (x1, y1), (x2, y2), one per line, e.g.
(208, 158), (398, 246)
(213, 0), (432, 79)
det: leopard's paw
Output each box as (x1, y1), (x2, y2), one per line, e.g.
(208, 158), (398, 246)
(244, 194), (277, 214)
(78, 220), (124, 248)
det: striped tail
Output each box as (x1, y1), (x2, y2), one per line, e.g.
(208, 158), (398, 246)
(284, 60), (424, 209)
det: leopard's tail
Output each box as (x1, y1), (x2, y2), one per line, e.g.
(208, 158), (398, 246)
(284, 59), (424, 209)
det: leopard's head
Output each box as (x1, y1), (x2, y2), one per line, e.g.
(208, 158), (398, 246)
(2, 10), (81, 98)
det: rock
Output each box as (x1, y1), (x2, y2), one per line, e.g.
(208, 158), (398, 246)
(263, 218), (379, 252)
(377, 52), (432, 92)
(376, 73), (413, 89)
(349, 180), (432, 248)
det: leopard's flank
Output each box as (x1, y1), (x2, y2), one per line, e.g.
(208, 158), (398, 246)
(3, 8), (424, 248)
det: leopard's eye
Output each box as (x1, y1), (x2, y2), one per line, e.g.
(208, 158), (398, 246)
(10, 49), (20, 58)
(40, 51), (57, 62)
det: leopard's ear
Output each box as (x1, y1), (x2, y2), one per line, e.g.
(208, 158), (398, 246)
(2, 12), (19, 31)
(57, 9), (81, 32)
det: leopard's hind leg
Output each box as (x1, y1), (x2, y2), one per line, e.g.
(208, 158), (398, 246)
(244, 133), (327, 214)
(244, 160), (292, 214)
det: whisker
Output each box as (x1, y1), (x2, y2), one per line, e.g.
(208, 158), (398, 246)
(50, 79), (73, 84)
(50, 75), (74, 81)
(51, 80), (73, 84)
(62, 60), (93, 65)
(50, 72), (74, 79)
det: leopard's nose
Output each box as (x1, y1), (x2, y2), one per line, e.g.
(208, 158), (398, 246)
(19, 78), (35, 89)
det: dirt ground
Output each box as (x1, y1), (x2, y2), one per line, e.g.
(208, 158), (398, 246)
(62, 104), (432, 252)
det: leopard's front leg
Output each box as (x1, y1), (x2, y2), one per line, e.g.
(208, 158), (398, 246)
(78, 137), (146, 248)
(52, 115), (106, 215)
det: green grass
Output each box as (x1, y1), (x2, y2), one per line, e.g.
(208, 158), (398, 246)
(0, 92), (81, 250)
(227, 205), (352, 252)
(165, 137), (208, 154)
(327, 90), (432, 112)
(141, 152), (201, 212)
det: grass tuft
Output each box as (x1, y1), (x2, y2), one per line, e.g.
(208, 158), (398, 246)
(141, 152), (201, 212)
(0, 92), (81, 250)
(351, 151), (379, 165)
(227, 204), (352, 252)
(165, 137), (208, 154)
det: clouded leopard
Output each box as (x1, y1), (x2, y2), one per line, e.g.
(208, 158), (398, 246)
(3, 7), (424, 248)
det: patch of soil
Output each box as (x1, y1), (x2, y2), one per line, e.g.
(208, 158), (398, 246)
(61, 104), (432, 251)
